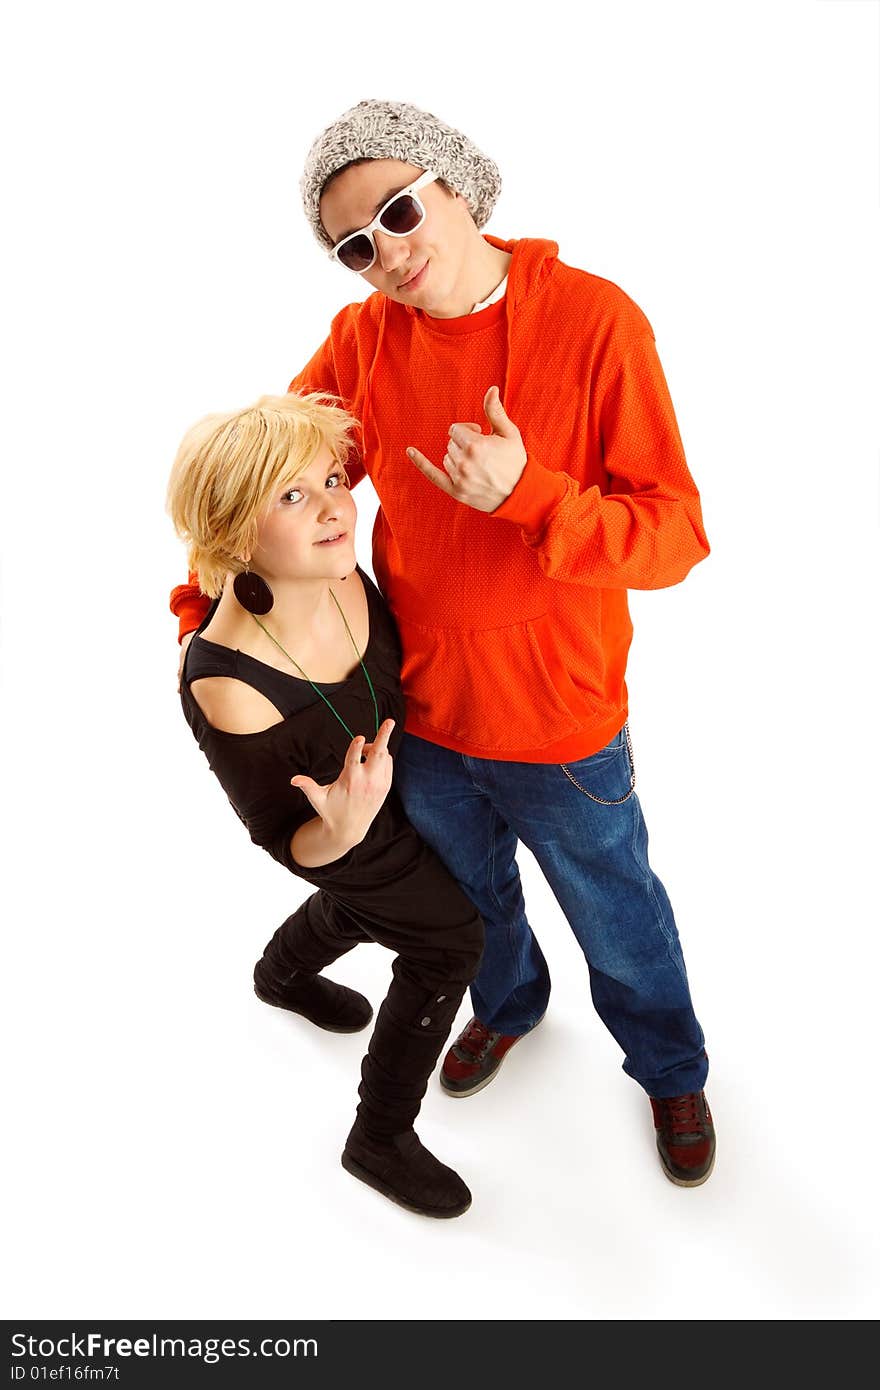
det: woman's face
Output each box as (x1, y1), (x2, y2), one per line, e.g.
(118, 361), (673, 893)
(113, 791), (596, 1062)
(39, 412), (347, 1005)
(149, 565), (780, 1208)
(251, 443), (357, 584)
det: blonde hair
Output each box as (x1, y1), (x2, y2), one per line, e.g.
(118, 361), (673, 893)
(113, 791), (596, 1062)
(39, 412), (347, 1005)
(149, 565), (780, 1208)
(167, 392), (360, 598)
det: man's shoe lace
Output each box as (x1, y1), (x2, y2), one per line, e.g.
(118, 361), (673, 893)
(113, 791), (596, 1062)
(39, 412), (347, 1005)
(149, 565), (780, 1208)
(453, 1018), (499, 1064)
(658, 1092), (706, 1137)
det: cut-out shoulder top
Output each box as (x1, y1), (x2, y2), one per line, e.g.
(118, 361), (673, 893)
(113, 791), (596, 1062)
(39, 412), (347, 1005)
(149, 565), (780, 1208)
(179, 568), (411, 886)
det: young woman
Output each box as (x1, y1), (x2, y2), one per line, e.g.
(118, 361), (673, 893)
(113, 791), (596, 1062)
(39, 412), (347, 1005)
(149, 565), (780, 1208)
(167, 391), (483, 1218)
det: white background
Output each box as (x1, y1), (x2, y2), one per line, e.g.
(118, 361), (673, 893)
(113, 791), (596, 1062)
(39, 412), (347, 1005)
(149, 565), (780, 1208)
(2, 0), (878, 1322)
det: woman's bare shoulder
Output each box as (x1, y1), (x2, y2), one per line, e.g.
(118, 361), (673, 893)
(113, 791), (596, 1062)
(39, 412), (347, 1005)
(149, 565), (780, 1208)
(188, 677), (285, 735)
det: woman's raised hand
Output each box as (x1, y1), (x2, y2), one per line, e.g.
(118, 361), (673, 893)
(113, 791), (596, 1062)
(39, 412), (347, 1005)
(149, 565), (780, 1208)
(290, 719), (396, 851)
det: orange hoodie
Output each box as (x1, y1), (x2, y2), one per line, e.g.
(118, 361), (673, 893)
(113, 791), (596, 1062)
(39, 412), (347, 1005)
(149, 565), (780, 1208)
(171, 236), (709, 763)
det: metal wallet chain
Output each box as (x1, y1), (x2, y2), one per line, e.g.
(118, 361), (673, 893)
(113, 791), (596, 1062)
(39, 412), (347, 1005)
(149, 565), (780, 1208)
(560, 721), (636, 805)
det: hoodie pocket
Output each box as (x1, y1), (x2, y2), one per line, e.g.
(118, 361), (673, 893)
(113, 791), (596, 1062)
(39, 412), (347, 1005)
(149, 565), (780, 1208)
(396, 612), (597, 753)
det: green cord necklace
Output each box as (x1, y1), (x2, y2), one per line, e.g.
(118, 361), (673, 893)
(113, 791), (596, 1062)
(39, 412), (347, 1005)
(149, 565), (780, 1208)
(250, 588), (379, 742)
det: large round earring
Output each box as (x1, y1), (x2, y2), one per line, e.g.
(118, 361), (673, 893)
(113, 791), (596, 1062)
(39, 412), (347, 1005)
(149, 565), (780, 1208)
(233, 569), (274, 615)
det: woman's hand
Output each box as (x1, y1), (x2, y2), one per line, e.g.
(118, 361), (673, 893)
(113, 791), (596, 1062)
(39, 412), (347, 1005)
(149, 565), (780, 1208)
(290, 719), (395, 865)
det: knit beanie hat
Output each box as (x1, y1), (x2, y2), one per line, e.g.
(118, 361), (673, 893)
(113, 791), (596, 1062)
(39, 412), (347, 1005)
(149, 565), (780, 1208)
(300, 98), (502, 251)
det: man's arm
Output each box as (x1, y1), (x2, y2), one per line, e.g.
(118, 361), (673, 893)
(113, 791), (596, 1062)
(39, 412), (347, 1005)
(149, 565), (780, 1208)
(288, 306), (370, 489)
(408, 335), (709, 592)
(491, 335), (709, 590)
(171, 575), (211, 645)
(170, 309), (365, 657)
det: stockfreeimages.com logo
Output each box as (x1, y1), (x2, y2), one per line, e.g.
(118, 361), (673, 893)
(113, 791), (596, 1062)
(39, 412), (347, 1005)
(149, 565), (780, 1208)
(10, 1331), (317, 1367)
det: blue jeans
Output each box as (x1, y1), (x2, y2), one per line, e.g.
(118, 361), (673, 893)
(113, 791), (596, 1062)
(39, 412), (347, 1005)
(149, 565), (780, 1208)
(394, 726), (708, 1099)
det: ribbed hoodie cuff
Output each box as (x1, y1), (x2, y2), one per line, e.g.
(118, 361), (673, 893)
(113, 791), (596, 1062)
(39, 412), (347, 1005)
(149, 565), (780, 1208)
(175, 599), (208, 643)
(490, 455), (568, 533)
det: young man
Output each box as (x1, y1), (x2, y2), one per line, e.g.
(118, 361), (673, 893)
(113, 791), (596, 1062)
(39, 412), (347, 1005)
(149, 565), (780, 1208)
(171, 99), (716, 1186)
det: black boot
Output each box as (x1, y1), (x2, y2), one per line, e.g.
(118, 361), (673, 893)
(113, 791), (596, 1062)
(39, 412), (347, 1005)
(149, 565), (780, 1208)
(340, 972), (474, 1215)
(341, 1120), (471, 1218)
(253, 960), (372, 1033)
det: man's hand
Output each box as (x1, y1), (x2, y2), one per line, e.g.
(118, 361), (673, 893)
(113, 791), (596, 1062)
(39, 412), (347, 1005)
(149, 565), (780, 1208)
(177, 631), (195, 690)
(406, 385), (527, 513)
(291, 719), (396, 854)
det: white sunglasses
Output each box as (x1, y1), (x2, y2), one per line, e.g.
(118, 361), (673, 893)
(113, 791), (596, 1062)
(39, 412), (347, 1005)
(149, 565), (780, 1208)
(330, 170), (438, 273)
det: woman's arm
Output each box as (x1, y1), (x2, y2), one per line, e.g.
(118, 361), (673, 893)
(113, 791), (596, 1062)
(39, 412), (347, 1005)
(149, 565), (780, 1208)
(289, 814), (362, 870)
(188, 674), (396, 871)
(289, 720), (395, 868)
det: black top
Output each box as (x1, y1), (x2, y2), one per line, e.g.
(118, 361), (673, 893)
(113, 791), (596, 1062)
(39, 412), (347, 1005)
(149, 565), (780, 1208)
(180, 568), (482, 950)
(186, 609), (356, 719)
(179, 568), (409, 885)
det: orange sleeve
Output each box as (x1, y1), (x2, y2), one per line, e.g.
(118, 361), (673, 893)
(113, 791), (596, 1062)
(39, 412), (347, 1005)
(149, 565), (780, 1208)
(289, 313), (367, 491)
(170, 573), (211, 643)
(492, 336), (709, 590)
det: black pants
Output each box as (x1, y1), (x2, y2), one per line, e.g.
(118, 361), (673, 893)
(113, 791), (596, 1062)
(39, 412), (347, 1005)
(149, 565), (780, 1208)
(254, 820), (484, 1139)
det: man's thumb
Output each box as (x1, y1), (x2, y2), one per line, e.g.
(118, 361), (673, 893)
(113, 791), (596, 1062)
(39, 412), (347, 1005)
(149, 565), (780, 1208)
(484, 385), (511, 433)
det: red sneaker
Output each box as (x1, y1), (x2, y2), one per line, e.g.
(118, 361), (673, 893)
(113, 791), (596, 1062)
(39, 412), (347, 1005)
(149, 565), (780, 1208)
(650, 1090), (716, 1186)
(440, 1016), (535, 1097)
